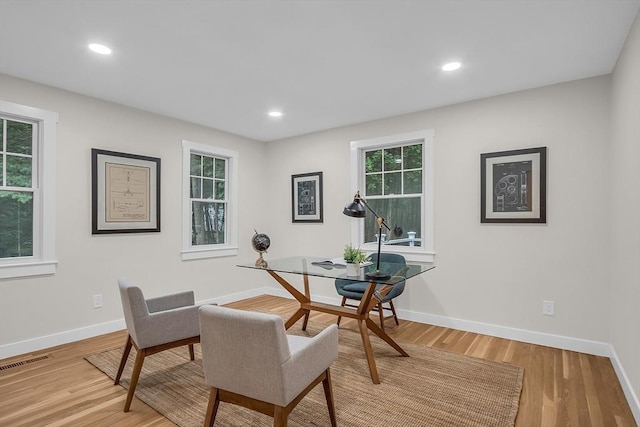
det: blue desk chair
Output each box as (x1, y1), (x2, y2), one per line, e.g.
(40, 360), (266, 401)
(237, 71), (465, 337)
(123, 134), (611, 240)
(335, 253), (407, 330)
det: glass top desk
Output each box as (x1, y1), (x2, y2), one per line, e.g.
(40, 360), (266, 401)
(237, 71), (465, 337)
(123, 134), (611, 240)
(238, 256), (435, 384)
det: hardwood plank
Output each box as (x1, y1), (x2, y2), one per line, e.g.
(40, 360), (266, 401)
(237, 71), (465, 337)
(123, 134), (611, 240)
(0, 295), (635, 427)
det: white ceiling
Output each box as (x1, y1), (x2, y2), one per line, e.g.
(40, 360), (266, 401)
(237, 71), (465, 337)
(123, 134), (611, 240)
(1, 0), (638, 142)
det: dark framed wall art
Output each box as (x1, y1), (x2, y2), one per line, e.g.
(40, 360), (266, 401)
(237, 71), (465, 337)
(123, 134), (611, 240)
(291, 171), (323, 223)
(481, 147), (547, 223)
(91, 149), (161, 234)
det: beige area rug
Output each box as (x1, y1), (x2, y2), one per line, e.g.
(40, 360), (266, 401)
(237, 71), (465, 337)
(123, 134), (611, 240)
(86, 322), (523, 427)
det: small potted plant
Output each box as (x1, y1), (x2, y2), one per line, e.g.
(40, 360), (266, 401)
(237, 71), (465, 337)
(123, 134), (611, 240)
(343, 244), (370, 277)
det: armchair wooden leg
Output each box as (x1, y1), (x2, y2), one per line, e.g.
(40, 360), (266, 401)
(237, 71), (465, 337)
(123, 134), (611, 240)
(114, 335), (133, 385)
(204, 387), (220, 427)
(322, 368), (337, 427)
(273, 406), (287, 427)
(188, 343), (195, 361)
(378, 302), (385, 330)
(124, 349), (146, 412)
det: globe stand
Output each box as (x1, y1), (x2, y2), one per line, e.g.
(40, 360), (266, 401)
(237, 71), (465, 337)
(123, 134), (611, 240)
(255, 251), (268, 268)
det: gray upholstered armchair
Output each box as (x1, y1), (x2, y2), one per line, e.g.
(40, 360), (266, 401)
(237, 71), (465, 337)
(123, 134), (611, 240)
(115, 278), (202, 412)
(199, 305), (339, 427)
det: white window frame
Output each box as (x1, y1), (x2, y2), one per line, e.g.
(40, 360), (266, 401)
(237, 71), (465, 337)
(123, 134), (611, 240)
(0, 100), (58, 279)
(349, 129), (435, 263)
(181, 140), (238, 260)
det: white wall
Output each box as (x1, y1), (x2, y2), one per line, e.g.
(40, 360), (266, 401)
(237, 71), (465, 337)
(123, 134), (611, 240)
(266, 75), (612, 344)
(0, 75), (272, 350)
(610, 11), (640, 416)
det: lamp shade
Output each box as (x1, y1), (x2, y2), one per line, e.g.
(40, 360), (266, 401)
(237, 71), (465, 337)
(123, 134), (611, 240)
(343, 199), (366, 218)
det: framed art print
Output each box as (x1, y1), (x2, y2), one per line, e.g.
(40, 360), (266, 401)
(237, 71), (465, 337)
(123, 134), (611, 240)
(481, 147), (547, 223)
(291, 171), (323, 223)
(92, 149), (161, 234)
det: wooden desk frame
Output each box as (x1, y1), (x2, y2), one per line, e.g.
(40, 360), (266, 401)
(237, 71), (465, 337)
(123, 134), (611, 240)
(267, 270), (409, 384)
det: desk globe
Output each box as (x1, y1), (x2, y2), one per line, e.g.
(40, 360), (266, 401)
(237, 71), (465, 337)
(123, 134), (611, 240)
(252, 230), (270, 267)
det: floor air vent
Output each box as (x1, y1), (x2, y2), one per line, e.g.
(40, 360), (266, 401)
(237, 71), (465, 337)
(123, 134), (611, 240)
(0, 355), (49, 371)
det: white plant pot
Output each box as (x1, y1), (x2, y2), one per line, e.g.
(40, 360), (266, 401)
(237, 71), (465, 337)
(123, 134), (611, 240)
(345, 263), (360, 277)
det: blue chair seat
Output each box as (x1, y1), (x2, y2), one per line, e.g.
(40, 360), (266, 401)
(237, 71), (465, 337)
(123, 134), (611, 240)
(334, 253), (407, 329)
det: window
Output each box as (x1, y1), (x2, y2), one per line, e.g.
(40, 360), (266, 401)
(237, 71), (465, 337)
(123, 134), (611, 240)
(349, 130), (434, 262)
(181, 140), (238, 260)
(0, 101), (57, 278)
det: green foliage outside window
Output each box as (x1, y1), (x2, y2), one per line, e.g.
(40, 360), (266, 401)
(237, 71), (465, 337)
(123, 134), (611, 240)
(362, 143), (423, 246)
(190, 153), (227, 246)
(0, 119), (35, 258)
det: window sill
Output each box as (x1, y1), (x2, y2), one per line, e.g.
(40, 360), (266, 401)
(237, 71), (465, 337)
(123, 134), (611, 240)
(0, 260), (58, 279)
(181, 246), (238, 261)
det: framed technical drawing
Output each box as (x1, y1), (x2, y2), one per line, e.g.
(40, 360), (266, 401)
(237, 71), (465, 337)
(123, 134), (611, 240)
(291, 171), (323, 223)
(481, 147), (547, 223)
(92, 149), (161, 234)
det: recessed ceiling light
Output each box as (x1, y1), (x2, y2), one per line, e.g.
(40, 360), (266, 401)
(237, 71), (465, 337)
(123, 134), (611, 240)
(442, 62), (461, 71)
(88, 43), (112, 55)
(268, 111), (283, 118)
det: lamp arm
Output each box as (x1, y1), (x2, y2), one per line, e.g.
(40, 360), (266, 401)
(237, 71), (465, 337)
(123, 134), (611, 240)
(359, 197), (391, 231)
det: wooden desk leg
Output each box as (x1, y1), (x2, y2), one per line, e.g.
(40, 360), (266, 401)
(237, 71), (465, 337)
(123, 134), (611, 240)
(357, 318), (380, 384)
(267, 270), (311, 330)
(285, 309), (309, 330)
(366, 318), (409, 357)
(302, 274), (311, 331)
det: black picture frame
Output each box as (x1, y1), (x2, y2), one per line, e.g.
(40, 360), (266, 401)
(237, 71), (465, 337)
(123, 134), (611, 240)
(91, 149), (161, 234)
(291, 171), (323, 223)
(481, 147), (547, 223)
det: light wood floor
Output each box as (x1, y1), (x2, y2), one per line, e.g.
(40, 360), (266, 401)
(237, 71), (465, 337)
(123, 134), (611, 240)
(0, 295), (635, 426)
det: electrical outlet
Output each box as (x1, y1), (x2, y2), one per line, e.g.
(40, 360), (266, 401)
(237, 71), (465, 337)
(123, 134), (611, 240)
(93, 294), (103, 309)
(543, 300), (554, 316)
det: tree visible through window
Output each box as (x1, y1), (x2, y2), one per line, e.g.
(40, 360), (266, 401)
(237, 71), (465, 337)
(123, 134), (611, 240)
(363, 143), (423, 246)
(0, 117), (35, 258)
(190, 153), (227, 245)
(181, 140), (238, 260)
(0, 100), (57, 278)
(349, 129), (434, 262)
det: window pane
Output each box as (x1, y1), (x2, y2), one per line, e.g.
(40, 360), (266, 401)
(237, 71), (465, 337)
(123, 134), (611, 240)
(364, 197), (421, 246)
(202, 178), (214, 199)
(190, 177), (201, 198)
(384, 172), (401, 195)
(191, 201), (226, 245)
(190, 154), (201, 175)
(214, 158), (226, 179)
(0, 190), (34, 257)
(404, 170), (422, 194)
(6, 120), (33, 155)
(365, 150), (382, 173)
(404, 144), (422, 169)
(6, 155), (32, 187)
(215, 180), (225, 200)
(0, 154), (3, 186)
(384, 147), (402, 171)
(365, 173), (382, 196)
(203, 156), (214, 178)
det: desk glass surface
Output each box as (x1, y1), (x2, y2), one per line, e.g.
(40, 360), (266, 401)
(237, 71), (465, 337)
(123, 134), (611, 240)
(238, 256), (435, 284)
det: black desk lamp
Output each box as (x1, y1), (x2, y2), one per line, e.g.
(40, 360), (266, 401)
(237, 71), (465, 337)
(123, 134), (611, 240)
(343, 191), (391, 280)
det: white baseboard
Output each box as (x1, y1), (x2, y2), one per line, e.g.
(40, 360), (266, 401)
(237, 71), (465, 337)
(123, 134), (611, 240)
(2, 287), (638, 424)
(0, 319), (126, 360)
(609, 346), (640, 425)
